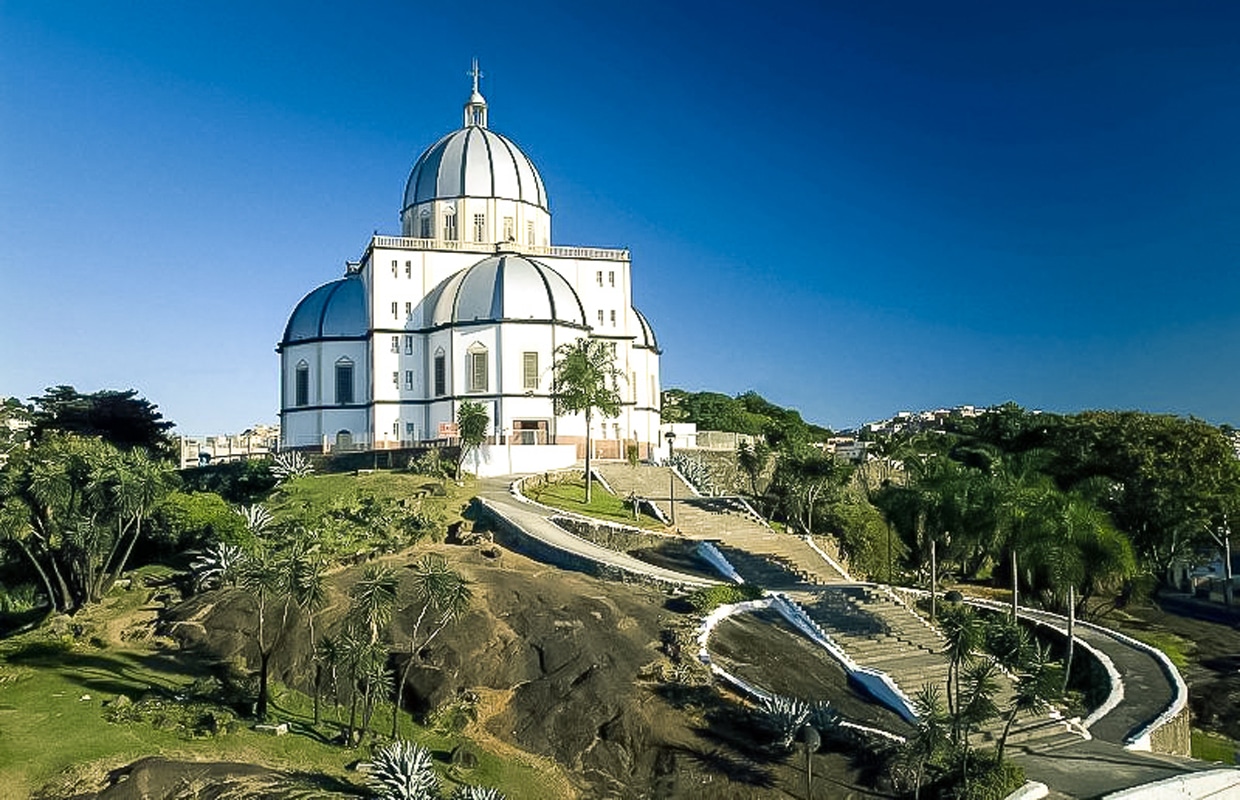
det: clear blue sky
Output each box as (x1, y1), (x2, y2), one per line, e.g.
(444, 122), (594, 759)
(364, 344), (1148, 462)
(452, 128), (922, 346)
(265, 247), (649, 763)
(3, 1), (1239, 434)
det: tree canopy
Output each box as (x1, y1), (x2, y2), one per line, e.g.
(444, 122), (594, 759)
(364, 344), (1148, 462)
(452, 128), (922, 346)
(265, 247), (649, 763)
(28, 386), (175, 455)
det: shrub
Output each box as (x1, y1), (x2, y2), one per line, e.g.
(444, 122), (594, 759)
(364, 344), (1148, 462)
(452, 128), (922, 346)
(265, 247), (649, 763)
(684, 583), (764, 613)
(450, 787), (507, 800)
(363, 739), (440, 800)
(759, 693), (809, 750)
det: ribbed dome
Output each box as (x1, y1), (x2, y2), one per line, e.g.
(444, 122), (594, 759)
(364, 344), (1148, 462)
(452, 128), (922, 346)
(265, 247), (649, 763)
(282, 275), (367, 344)
(403, 127), (548, 213)
(426, 254), (585, 327)
(632, 306), (660, 352)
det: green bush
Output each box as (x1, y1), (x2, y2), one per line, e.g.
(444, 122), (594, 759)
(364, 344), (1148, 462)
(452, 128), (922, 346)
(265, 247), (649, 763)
(685, 583), (764, 613)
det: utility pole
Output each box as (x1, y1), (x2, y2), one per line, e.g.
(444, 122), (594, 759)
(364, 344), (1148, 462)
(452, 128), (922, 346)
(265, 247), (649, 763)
(1064, 584), (1075, 694)
(1011, 548), (1019, 620)
(664, 430), (677, 527)
(1207, 515), (1233, 609)
(930, 538), (938, 622)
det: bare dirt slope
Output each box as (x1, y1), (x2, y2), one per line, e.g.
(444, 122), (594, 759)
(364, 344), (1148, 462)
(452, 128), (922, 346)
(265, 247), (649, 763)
(138, 541), (897, 799)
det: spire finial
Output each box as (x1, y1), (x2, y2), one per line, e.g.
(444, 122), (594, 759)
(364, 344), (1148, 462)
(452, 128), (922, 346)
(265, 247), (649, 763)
(464, 58), (488, 128)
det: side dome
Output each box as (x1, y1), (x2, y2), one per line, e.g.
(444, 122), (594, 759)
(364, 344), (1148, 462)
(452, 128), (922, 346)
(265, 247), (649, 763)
(282, 275), (368, 345)
(426, 254), (585, 327)
(403, 126), (548, 213)
(632, 306), (660, 353)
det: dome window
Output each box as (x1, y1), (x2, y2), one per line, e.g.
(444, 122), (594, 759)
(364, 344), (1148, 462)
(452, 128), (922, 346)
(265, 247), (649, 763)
(466, 342), (488, 393)
(335, 358), (355, 405)
(294, 361), (310, 407)
(419, 209), (433, 239)
(434, 348), (446, 397)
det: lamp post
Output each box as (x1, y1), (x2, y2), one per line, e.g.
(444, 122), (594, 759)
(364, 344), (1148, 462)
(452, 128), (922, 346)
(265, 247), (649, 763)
(1209, 515), (1233, 609)
(665, 430), (677, 527)
(801, 725), (820, 799)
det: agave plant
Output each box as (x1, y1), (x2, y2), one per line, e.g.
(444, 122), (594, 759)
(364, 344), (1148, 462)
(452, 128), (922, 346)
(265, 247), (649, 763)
(759, 693), (810, 750)
(450, 787), (507, 800)
(807, 699), (838, 732)
(271, 451), (314, 483)
(238, 503), (274, 535)
(363, 739), (440, 800)
(669, 453), (715, 496)
(190, 542), (246, 590)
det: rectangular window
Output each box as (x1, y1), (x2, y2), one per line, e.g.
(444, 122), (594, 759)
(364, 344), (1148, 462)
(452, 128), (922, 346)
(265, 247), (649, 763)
(404, 335), (413, 355)
(444, 213), (458, 241)
(405, 301), (413, 320)
(608, 271), (615, 287)
(392, 371), (399, 387)
(434, 354), (446, 396)
(468, 350), (488, 393)
(405, 261), (412, 278)
(419, 215), (432, 238)
(597, 309), (604, 326)
(596, 271), (603, 287)
(391, 260), (398, 277)
(336, 362), (354, 404)
(405, 370), (413, 390)
(474, 213), (486, 242)
(295, 366), (309, 407)
(527, 220), (534, 245)
(405, 422), (416, 441)
(391, 301), (398, 319)
(503, 216), (514, 241)
(523, 351), (539, 390)
(393, 420), (400, 437)
(391, 335), (400, 353)
(610, 309), (616, 326)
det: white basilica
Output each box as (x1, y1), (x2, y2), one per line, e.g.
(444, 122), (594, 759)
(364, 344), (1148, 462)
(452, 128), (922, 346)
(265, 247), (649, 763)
(278, 67), (663, 463)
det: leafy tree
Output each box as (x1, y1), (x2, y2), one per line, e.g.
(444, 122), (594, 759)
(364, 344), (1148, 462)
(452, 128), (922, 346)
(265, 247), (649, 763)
(344, 563), (398, 744)
(552, 339), (623, 503)
(771, 452), (850, 536)
(0, 433), (172, 611)
(28, 386), (175, 455)
(996, 642), (1061, 763)
(737, 440), (772, 497)
(393, 554), (472, 738)
(456, 400), (489, 479)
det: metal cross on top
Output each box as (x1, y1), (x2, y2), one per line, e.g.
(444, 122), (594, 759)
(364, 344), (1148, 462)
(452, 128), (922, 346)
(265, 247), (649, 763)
(469, 58), (484, 93)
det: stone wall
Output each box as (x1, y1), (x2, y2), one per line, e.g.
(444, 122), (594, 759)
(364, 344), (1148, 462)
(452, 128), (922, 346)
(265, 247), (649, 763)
(1148, 698), (1192, 756)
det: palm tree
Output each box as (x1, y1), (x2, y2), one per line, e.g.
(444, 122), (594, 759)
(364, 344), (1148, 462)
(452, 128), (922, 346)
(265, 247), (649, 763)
(393, 554), (472, 738)
(906, 684), (950, 800)
(97, 446), (170, 600)
(344, 564), (398, 744)
(939, 604), (980, 737)
(996, 643), (1061, 763)
(551, 339), (623, 503)
(349, 564), (399, 646)
(455, 401), (489, 480)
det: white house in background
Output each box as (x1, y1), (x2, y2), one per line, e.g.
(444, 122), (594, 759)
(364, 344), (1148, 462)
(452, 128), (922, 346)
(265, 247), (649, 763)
(277, 65), (663, 465)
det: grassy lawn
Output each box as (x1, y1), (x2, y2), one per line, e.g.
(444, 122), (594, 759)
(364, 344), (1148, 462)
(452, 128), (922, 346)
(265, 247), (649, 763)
(527, 478), (666, 530)
(1128, 630), (1192, 670)
(1192, 729), (1238, 764)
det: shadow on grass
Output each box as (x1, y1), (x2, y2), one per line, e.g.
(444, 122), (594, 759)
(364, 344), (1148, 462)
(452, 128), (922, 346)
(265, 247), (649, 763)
(682, 746), (777, 787)
(5, 642), (204, 696)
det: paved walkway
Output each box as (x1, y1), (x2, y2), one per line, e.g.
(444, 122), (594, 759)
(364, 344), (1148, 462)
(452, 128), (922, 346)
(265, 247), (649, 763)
(475, 466), (1211, 797)
(475, 479), (717, 589)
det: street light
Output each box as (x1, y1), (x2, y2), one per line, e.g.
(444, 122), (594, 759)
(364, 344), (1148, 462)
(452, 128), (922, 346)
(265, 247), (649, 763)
(665, 430), (677, 527)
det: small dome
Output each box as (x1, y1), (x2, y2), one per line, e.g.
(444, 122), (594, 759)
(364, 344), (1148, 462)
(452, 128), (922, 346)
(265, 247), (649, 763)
(426, 254), (585, 327)
(403, 127), (548, 213)
(282, 275), (367, 344)
(632, 306), (660, 352)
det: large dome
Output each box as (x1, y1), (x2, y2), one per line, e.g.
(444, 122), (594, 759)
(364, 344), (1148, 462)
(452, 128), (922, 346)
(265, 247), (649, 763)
(425, 253), (585, 327)
(403, 126), (548, 213)
(281, 275), (367, 345)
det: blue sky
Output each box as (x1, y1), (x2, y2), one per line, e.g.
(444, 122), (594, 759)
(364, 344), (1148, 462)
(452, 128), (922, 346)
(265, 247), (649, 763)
(3, 2), (1239, 434)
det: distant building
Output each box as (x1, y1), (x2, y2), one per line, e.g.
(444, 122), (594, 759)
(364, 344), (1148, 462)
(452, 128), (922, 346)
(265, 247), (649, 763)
(179, 424), (279, 469)
(277, 65), (662, 461)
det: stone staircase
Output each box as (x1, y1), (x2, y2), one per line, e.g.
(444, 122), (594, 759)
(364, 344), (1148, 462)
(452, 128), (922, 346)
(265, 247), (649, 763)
(590, 463), (1083, 751)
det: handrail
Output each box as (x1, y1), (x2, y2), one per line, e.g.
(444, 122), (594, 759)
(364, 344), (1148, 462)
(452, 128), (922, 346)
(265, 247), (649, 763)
(369, 235), (629, 262)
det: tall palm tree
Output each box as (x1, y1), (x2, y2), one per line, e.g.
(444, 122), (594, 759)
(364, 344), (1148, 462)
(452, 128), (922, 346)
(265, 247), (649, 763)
(551, 339), (623, 503)
(906, 684), (950, 800)
(393, 554), (472, 738)
(996, 643), (1061, 763)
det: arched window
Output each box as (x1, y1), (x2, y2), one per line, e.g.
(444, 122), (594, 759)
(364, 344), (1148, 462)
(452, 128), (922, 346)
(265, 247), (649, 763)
(335, 357), (354, 404)
(466, 342), (488, 393)
(433, 348), (446, 397)
(418, 209), (432, 239)
(294, 361), (310, 407)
